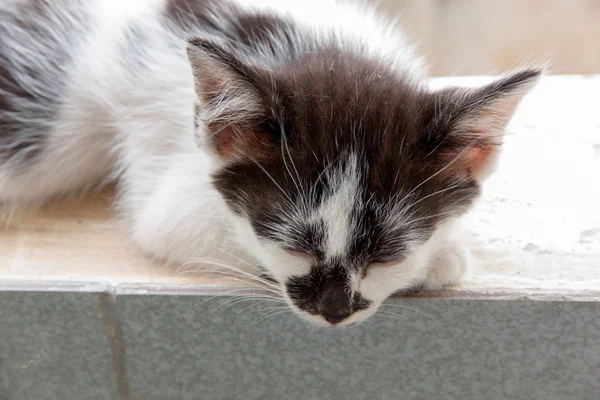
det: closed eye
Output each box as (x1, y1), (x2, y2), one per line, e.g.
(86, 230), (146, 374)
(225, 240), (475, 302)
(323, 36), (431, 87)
(284, 248), (313, 260)
(369, 256), (405, 266)
(362, 256), (405, 279)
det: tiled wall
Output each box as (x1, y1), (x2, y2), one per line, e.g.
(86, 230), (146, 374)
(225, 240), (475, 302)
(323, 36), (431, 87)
(0, 291), (117, 400)
(2, 288), (599, 400)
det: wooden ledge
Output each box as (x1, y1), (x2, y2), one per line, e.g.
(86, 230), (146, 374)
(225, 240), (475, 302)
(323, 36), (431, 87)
(1, 75), (599, 299)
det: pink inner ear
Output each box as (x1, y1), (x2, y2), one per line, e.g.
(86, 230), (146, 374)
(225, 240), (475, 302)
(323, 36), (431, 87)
(464, 144), (494, 177)
(215, 126), (237, 159)
(214, 126), (271, 159)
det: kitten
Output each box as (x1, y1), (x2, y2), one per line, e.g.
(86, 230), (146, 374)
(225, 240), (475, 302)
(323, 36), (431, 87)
(0, 0), (539, 326)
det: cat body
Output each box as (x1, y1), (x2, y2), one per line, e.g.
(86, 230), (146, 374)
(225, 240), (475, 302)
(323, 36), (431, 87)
(0, 0), (539, 326)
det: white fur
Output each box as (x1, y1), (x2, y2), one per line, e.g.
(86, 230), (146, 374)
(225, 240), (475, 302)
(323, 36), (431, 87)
(0, 0), (486, 326)
(316, 153), (360, 261)
(235, 0), (426, 78)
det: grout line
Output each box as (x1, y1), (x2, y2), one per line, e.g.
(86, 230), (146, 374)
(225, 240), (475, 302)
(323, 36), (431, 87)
(98, 291), (131, 400)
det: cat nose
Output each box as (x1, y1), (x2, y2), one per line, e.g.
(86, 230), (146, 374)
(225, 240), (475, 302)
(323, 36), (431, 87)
(316, 286), (353, 324)
(319, 308), (352, 324)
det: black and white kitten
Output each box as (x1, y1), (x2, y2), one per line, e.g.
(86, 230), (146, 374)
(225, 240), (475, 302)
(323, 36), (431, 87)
(0, 0), (540, 326)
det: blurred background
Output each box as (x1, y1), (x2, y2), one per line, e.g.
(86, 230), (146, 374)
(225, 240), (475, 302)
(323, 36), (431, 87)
(374, 0), (600, 76)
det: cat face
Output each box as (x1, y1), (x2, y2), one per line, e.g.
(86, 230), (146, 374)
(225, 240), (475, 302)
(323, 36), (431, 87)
(187, 36), (539, 326)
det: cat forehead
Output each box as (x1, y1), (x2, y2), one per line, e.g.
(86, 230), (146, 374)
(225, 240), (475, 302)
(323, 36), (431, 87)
(266, 57), (430, 178)
(277, 54), (426, 135)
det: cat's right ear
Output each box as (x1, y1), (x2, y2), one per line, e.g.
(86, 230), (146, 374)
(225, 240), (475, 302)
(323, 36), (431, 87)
(186, 38), (277, 160)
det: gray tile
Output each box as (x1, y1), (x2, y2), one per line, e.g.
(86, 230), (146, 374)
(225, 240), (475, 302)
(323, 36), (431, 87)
(119, 296), (600, 400)
(0, 291), (118, 400)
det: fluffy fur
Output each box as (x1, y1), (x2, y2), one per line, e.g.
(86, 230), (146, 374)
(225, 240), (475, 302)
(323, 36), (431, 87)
(0, 0), (540, 326)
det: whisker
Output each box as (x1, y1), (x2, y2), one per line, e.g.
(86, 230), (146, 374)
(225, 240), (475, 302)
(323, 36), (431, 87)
(183, 267), (269, 286)
(255, 306), (290, 319)
(237, 299), (288, 314)
(251, 309), (293, 325)
(183, 258), (280, 290)
(191, 288), (271, 309)
(398, 143), (475, 206)
(381, 303), (434, 319)
(250, 158), (294, 206)
(211, 295), (283, 313)
(189, 271), (283, 297)
(226, 296), (285, 309)
(280, 126), (303, 199)
(374, 310), (408, 322)
(404, 211), (456, 225)
(246, 305), (290, 314)
(405, 183), (461, 211)
(217, 248), (264, 273)
(181, 268), (267, 287)
(195, 258), (278, 288)
(202, 270), (282, 294)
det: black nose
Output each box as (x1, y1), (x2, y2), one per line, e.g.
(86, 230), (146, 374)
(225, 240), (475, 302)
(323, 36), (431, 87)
(320, 309), (353, 324)
(316, 275), (353, 324)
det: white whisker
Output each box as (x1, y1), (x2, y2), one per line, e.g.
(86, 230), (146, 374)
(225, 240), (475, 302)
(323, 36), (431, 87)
(188, 270), (284, 297)
(217, 248), (263, 273)
(250, 158), (294, 206)
(374, 310), (408, 322)
(237, 299), (287, 314)
(280, 126), (303, 200)
(251, 308), (293, 325)
(382, 303), (434, 319)
(191, 288), (271, 309)
(182, 268), (269, 287)
(211, 294), (283, 313)
(183, 258), (281, 290)
(405, 183), (461, 210)
(398, 143), (475, 206)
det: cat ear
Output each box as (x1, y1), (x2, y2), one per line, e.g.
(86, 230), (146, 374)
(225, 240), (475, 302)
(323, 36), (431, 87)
(427, 69), (541, 182)
(187, 37), (276, 160)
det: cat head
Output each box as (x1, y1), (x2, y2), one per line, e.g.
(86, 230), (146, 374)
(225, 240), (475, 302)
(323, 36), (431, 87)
(186, 36), (539, 326)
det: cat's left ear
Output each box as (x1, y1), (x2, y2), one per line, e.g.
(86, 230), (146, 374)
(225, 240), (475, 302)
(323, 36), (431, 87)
(426, 69), (541, 182)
